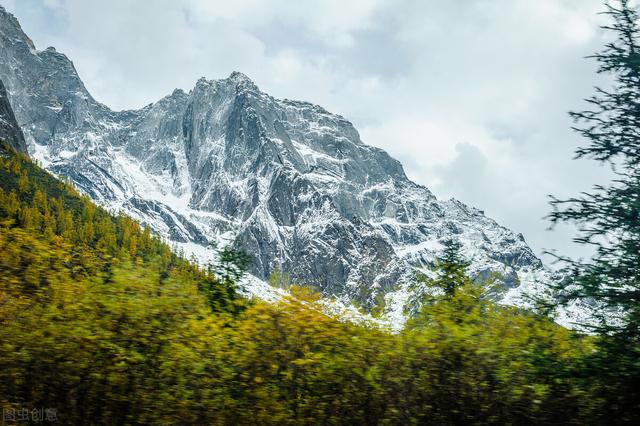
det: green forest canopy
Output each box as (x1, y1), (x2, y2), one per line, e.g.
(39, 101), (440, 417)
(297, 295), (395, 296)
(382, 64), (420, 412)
(0, 142), (615, 424)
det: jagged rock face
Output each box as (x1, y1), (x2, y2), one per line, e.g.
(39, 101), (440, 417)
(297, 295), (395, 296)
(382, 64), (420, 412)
(0, 78), (26, 153)
(0, 5), (550, 310)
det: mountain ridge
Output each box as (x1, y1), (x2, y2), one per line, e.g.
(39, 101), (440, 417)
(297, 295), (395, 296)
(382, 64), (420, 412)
(0, 5), (556, 322)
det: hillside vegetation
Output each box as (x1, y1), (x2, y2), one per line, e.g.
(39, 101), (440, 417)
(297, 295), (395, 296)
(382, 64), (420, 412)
(0, 143), (606, 424)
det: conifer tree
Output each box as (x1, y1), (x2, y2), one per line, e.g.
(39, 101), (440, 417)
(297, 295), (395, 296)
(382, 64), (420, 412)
(549, 1), (640, 420)
(433, 238), (470, 297)
(549, 0), (640, 335)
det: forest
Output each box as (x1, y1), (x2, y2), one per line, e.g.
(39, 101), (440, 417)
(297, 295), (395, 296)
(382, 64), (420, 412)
(0, 141), (603, 425)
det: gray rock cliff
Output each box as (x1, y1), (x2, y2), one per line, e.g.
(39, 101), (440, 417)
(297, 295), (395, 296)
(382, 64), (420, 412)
(0, 6), (555, 317)
(0, 78), (27, 153)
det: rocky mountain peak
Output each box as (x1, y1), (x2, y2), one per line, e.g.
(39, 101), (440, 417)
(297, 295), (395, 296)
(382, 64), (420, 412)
(0, 8), (559, 326)
(228, 70), (256, 86)
(0, 6), (36, 52)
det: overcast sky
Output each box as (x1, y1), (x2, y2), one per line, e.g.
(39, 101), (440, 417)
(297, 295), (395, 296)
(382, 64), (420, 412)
(4, 0), (617, 262)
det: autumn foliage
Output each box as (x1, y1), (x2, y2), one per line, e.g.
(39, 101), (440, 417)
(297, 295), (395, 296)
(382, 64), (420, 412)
(0, 145), (613, 424)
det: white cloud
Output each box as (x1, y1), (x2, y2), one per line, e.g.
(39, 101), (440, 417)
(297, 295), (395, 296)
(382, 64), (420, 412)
(187, 0), (383, 45)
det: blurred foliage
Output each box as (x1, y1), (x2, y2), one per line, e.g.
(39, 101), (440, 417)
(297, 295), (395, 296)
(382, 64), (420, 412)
(0, 144), (625, 424)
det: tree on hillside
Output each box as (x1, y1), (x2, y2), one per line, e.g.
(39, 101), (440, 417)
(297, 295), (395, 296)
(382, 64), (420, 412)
(550, 0), (640, 334)
(548, 0), (640, 421)
(433, 238), (470, 297)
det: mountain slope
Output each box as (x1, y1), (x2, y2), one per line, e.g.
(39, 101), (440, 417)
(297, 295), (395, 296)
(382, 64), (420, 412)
(0, 5), (555, 317)
(0, 78), (26, 153)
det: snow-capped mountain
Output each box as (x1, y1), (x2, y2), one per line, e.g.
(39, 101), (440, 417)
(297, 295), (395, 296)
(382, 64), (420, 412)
(0, 6), (559, 322)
